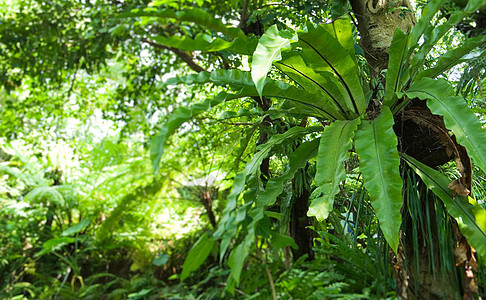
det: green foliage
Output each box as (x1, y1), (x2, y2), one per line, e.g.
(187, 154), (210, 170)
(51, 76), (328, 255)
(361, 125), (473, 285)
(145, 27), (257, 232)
(355, 107), (403, 252)
(403, 78), (486, 173)
(384, 28), (409, 106)
(309, 118), (360, 220)
(251, 25), (296, 97)
(2, 0), (486, 298)
(404, 154), (486, 259)
(180, 232), (215, 281)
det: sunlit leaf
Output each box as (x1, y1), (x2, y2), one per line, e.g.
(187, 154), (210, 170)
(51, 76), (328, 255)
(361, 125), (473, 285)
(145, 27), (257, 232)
(417, 35), (486, 79)
(62, 218), (91, 236)
(36, 237), (75, 257)
(121, 7), (244, 39)
(151, 34), (257, 55)
(298, 23), (366, 115)
(251, 25), (296, 97)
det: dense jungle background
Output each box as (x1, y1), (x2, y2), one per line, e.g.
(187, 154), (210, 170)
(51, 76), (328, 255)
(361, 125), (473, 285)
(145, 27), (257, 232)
(1, 0), (486, 298)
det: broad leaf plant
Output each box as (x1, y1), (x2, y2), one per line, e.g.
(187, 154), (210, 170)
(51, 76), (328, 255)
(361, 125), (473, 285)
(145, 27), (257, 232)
(146, 0), (486, 288)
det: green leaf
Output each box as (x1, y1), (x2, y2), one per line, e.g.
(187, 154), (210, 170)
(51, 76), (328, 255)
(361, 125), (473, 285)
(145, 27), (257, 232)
(331, 0), (349, 20)
(150, 86), (260, 173)
(270, 233), (298, 249)
(164, 69), (254, 88)
(403, 78), (486, 173)
(320, 19), (355, 57)
(151, 77), (335, 173)
(215, 127), (321, 259)
(417, 35), (486, 79)
(251, 25), (296, 97)
(410, 0), (485, 76)
(221, 139), (319, 278)
(36, 237), (75, 257)
(61, 218), (90, 236)
(121, 8), (244, 39)
(403, 154), (486, 259)
(409, 0), (445, 47)
(298, 23), (366, 115)
(151, 34), (257, 55)
(180, 233), (215, 281)
(384, 28), (409, 106)
(308, 118), (360, 220)
(275, 55), (349, 119)
(355, 107), (403, 253)
(216, 126), (321, 228)
(227, 233), (253, 284)
(152, 253), (170, 266)
(256, 139), (320, 208)
(24, 186), (65, 205)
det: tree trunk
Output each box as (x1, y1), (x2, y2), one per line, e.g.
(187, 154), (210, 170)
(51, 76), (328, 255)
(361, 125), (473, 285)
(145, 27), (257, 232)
(349, 0), (478, 298)
(290, 166), (314, 261)
(350, 0), (415, 75)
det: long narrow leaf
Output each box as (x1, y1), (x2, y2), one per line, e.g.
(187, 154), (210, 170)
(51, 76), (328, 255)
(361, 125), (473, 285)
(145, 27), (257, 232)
(403, 154), (486, 259)
(227, 139), (320, 284)
(227, 232), (254, 284)
(355, 107), (403, 252)
(384, 28), (409, 106)
(150, 91), (234, 174)
(403, 78), (486, 173)
(256, 139), (320, 208)
(215, 126), (322, 258)
(251, 25), (296, 97)
(275, 55), (349, 118)
(151, 34), (257, 55)
(164, 69), (254, 88)
(308, 118), (360, 220)
(165, 68), (342, 120)
(298, 24), (366, 115)
(320, 19), (355, 57)
(152, 78), (328, 173)
(417, 35), (486, 79)
(409, 0), (445, 47)
(410, 0), (485, 76)
(121, 8), (244, 39)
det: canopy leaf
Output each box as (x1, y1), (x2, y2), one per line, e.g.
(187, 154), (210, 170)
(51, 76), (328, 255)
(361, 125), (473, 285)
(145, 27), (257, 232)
(417, 35), (486, 79)
(151, 34), (257, 55)
(121, 7), (245, 38)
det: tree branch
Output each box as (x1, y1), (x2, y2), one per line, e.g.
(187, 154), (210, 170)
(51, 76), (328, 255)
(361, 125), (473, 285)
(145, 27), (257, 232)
(238, 0), (250, 29)
(141, 38), (207, 73)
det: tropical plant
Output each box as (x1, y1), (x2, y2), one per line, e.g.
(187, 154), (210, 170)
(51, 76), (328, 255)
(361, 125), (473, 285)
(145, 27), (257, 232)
(2, 0), (486, 298)
(147, 0), (486, 297)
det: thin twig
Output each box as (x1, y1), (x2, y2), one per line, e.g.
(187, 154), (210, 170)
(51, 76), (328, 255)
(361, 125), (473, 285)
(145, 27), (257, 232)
(141, 37), (207, 73)
(238, 0), (250, 29)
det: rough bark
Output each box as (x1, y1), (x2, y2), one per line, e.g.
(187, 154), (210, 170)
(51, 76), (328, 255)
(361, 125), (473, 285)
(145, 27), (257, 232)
(349, 0), (415, 75)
